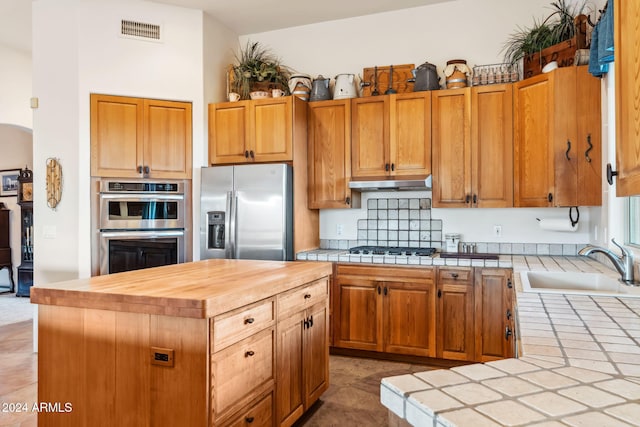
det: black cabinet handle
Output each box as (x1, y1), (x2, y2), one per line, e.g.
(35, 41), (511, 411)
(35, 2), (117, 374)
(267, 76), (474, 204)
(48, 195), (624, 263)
(377, 285), (381, 295)
(346, 197), (351, 205)
(391, 163), (395, 171)
(473, 194), (477, 204)
(244, 317), (255, 324)
(246, 417), (255, 423)
(585, 134), (593, 163)
(309, 315), (313, 328)
(383, 286), (388, 296)
(250, 150), (255, 159)
(451, 273), (459, 279)
(144, 165), (150, 175)
(565, 139), (572, 161)
(606, 163), (618, 186)
(437, 289), (442, 298)
(245, 150), (249, 158)
(465, 194), (471, 204)
(548, 193), (553, 203)
(506, 309), (512, 320)
(507, 279), (513, 289)
(304, 319), (309, 329)
(505, 326), (513, 340)
(385, 163), (390, 172)
(137, 165), (143, 174)
(245, 350), (255, 357)
(304, 293), (312, 299)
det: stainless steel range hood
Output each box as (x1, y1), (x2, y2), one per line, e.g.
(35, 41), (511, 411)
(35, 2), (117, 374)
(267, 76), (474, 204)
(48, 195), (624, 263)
(349, 175), (432, 192)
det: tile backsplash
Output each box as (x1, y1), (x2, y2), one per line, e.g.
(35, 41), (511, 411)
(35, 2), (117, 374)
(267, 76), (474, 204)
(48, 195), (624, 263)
(320, 197), (587, 256)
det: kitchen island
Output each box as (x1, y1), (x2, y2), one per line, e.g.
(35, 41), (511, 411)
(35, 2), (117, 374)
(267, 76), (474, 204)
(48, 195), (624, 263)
(30, 259), (333, 427)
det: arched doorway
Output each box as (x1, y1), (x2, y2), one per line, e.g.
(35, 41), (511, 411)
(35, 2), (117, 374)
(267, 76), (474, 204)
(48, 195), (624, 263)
(0, 124), (32, 293)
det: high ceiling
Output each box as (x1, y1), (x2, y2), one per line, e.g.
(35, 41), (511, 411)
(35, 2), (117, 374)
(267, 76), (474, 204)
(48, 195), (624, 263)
(0, 0), (452, 54)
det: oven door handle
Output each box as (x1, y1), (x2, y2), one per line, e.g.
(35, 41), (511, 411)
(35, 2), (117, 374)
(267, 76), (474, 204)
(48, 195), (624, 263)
(99, 193), (184, 201)
(99, 230), (185, 238)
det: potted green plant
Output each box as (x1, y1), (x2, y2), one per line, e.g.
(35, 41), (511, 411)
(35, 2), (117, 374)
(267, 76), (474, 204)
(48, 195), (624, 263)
(230, 41), (292, 100)
(502, 0), (588, 76)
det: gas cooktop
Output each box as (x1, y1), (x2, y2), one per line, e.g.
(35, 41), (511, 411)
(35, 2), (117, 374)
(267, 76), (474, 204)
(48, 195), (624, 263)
(348, 246), (437, 257)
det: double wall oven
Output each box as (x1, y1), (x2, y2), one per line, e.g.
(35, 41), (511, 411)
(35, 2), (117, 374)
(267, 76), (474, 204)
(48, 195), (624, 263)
(92, 179), (191, 276)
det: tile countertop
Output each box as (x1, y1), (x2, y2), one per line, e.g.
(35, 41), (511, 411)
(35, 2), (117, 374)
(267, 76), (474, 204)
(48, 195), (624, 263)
(372, 255), (640, 427)
(296, 250), (640, 425)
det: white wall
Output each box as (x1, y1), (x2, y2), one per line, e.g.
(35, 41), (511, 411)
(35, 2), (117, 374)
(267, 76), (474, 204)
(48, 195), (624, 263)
(32, 0), (237, 282)
(244, 0), (606, 245)
(0, 125), (32, 286)
(0, 45), (32, 129)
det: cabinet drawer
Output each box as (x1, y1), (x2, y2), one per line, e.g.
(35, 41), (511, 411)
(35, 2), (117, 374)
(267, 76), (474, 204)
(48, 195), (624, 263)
(212, 298), (275, 352)
(222, 392), (273, 427)
(212, 328), (275, 420)
(438, 267), (472, 283)
(278, 278), (328, 317)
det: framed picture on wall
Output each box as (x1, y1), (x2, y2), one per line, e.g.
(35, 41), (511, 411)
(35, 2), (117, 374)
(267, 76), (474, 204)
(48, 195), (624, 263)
(0, 169), (20, 197)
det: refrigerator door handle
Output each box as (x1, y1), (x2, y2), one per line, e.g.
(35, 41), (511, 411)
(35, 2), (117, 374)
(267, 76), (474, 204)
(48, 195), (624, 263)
(229, 191), (239, 259)
(225, 191), (233, 258)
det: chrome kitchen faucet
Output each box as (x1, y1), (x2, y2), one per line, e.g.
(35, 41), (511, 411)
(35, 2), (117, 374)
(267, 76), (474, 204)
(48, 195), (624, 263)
(578, 239), (638, 286)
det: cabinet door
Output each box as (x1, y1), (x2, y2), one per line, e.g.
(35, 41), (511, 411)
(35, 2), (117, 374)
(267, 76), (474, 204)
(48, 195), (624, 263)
(474, 268), (514, 362)
(304, 303), (329, 407)
(333, 276), (382, 351)
(307, 100), (353, 208)
(209, 102), (251, 165)
(514, 74), (555, 207)
(251, 98), (293, 162)
(351, 97), (390, 178)
(383, 281), (436, 357)
(144, 99), (192, 179)
(575, 67), (602, 206)
(614, 0), (640, 196)
(390, 92), (432, 177)
(436, 268), (474, 361)
(472, 84), (513, 207)
(276, 312), (305, 427)
(432, 88), (471, 207)
(90, 94), (144, 178)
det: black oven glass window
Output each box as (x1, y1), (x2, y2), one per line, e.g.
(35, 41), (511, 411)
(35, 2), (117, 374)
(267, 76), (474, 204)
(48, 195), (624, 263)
(109, 239), (178, 273)
(108, 201), (178, 220)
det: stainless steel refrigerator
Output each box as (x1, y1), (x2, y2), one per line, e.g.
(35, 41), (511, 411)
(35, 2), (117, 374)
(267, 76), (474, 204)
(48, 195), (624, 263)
(200, 164), (293, 261)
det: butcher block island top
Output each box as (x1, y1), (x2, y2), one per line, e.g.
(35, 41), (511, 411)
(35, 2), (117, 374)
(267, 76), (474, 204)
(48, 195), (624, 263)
(31, 258), (333, 318)
(32, 259), (333, 427)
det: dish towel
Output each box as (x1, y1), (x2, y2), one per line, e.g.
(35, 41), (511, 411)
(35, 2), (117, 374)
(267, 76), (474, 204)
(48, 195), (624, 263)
(589, 0), (614, 77)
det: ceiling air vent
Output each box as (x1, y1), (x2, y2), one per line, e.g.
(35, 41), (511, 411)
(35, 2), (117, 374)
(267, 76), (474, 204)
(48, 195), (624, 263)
(120, 19), (162, 42)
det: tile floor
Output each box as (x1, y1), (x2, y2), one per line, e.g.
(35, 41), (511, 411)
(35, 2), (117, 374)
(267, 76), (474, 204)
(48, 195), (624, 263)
(0, 293), (436, 427)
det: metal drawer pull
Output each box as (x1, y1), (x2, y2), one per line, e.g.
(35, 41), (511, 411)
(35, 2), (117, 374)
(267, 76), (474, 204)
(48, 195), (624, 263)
(506, 309), (512, 320)
(245, 416), (255, 423)
(304, 293), (312, 299)
(451, 273), (459, 279)
(244, 317), (255, 324)
(505, 326), (513, 340)
(245, 350), (255, 357)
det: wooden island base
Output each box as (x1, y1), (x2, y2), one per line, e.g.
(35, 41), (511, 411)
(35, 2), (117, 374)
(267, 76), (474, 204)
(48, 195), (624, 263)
(31, 259), (333, 427)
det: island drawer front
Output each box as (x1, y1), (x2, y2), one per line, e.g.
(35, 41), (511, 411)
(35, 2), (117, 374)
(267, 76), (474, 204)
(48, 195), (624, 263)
(221, 392), (273, 427)
(212, 327), (275, 420)
(212, 298), (275, 352)
(277, 278), (328, 317)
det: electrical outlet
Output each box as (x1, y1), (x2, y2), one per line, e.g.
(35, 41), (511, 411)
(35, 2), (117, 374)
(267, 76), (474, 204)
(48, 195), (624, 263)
(493, 225), (502, 238)
(336, 224), (344, 236)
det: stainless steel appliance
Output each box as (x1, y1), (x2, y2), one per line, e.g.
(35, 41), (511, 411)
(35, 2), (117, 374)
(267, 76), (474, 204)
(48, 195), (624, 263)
(94, 179), (189, 275)
(200, 164), (293, 261)
(348, 246), (437, 257)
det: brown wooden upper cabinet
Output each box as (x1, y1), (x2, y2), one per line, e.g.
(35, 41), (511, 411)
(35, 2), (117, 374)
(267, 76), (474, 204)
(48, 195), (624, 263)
(432, 85), (514, 208)
(209, 97), (293, 165)
(307, 99), (355, 209)
(91, 94), (192, 179)
(351, 92), (431, 179)
(513, 65), (601, 207)
(613, 0), (640, 196)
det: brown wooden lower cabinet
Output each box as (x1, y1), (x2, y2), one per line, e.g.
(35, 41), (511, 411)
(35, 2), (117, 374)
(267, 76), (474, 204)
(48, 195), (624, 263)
(334, 264), (436, 357)
(333, 264), (515, 363)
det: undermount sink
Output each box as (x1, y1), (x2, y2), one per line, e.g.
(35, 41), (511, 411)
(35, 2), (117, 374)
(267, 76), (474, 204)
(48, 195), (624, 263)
(520, 271), (640, 298)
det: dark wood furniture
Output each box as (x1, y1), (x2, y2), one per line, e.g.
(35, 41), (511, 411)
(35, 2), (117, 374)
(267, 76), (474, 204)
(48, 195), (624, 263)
(0, 203), (14, 293)
(16, 168), (33, 297)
